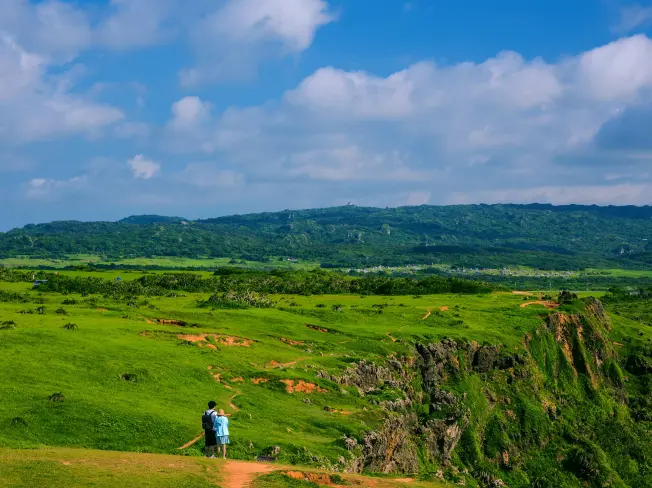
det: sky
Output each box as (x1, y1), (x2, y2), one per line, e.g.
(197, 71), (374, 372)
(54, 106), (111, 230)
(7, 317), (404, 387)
(2, 0), (652, 230)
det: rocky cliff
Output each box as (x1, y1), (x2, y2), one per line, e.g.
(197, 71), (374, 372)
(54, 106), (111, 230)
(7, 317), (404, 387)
(335, 297), (651, 488)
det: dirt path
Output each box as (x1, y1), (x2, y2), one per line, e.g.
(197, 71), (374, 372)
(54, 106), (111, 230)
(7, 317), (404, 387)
(420, 309), (432, 320)
(223, 460), (275, 488)
(229, 393), (240, 412)
(177, 432), (204, 450)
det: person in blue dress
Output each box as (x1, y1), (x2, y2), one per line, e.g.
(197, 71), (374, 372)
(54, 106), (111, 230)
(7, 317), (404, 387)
(214, 409), (230, 459)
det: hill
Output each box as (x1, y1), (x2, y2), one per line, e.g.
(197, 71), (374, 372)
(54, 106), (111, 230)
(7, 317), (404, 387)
(2, 204), (652, 268)
(1, 268), (651, 487)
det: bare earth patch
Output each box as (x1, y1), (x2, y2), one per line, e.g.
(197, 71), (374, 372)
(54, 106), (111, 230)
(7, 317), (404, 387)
(439, 306), (449, 312)
(265, 357), (309, 369)
(251, 377), (268, 384)
(281, 379), (327, 394)
(224, 460), (275, 488)
(421, 309), (432, 320)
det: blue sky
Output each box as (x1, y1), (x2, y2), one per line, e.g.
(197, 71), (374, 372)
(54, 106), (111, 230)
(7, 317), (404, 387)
(2, 0), (652, 230)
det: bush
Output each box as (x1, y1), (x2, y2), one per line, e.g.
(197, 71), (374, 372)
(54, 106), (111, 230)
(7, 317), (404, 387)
(199, 291), (276, 309)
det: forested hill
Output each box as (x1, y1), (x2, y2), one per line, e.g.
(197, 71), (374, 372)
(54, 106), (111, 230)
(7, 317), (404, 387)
(2, 204), (652, 269)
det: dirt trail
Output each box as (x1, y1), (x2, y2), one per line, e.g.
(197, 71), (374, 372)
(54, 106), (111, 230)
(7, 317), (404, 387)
(229, 393), (240, 412)
(223, 460), (275, 488)
(420, 309), (432, 320)
(177, 432), (204, 450)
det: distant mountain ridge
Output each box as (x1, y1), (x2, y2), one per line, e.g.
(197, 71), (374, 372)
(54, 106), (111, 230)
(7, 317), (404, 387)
(2, 204), (652, 268)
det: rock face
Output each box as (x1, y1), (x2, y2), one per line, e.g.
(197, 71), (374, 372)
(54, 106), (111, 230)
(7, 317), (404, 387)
(362, 414), (419, 474)
(346, 298), (622, 484)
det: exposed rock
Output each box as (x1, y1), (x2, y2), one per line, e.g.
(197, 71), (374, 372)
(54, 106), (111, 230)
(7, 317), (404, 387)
(362, 414), (419, 474)
(420, 417), (467, 465)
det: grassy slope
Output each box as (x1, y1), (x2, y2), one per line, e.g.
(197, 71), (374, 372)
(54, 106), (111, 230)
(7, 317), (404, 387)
(0, 447), (450, 488)
(1, 272), (650, 487)
(0, 448), (223, 488)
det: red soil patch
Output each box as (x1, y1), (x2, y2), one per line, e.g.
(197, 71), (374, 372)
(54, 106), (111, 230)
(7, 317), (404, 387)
(178, 334), (206, 342)
(205, 344), (217, 350)
(331, 409), (353, 415)
(265, 358), (301, 369)
(520, 301), (559, 309)
(281, 338), (305, 346)
(231, 377), (244, 383)
(251, 378), (268, 384)
(439, 306), (449, 312)
(305, 324), (329, 333)
(421, 309), (432, 320)
(281, 379), (327, 394)
(224, 460), (275, 488)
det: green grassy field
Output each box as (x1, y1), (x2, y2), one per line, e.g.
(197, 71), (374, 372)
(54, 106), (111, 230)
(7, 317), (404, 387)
(0, 255), (318, 270)
(1, 270), (650, 487)
(0, 448), (223, 487)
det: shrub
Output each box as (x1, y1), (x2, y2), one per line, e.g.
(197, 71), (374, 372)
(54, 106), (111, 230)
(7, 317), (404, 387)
(48, 392), (65, 402)
(62, 323), (79, 331)
(55, 308), (67, 315)
(200, 291), (276, 309)
(0, 321), (17, 330)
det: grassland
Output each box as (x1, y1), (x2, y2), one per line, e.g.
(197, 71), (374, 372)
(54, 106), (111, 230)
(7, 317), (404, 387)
(0, 254), (318, 270)
(1, 269), (650, 487)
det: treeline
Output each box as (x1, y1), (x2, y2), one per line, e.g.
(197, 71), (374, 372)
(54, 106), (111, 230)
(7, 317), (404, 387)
(11, 269), (500, 297)
(2, 204), (652, 269)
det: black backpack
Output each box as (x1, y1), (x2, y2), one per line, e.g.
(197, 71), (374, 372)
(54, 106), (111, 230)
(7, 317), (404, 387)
(202, 410), (216, 430)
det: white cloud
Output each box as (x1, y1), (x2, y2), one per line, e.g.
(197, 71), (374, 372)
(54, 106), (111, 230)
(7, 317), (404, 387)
(448, 183), (652, 206)
(26, 175), (88, 199)
(288, 146), (423, 181)
(180, 0), (334, 86)
(578, 35), (652, 102)
(128, 154), (161, 179)
(0, 0), (92, 62)
(156, 34), (652, 207)
(0, 35), (124, 142)
(169, 96), (212, 129)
